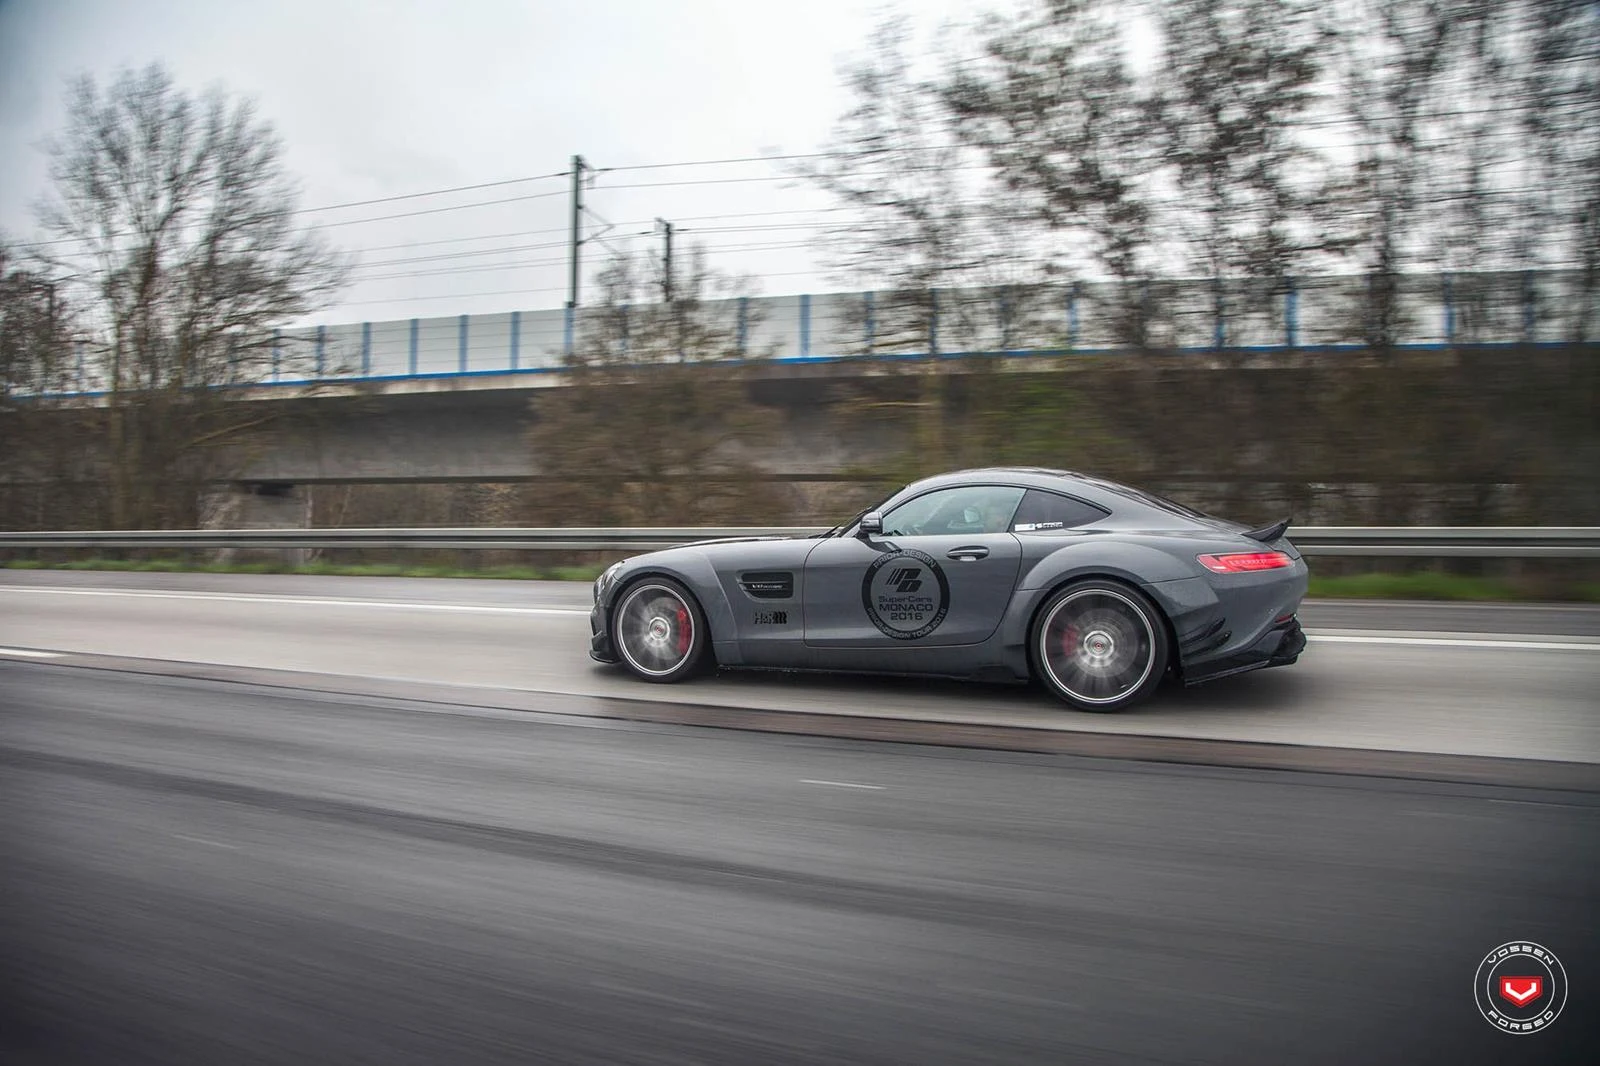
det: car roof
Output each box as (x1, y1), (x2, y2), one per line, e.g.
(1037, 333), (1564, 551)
(895, 467), (1210, 523)
(903, 467), (1093, 495)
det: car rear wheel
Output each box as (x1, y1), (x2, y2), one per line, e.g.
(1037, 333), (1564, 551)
(1031, 580), (1170, 712)
(611, 577), (709, 683)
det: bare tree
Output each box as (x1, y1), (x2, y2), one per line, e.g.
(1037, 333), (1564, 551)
(800, 16), (1051, 357)
(525, 245), (787, 526)
(0, 239), (98, 531)
(943, 0), (1163, 347)
(0, 240), (71, 402)
(1322, 1), (1469, 352)
(1514, 0), (1600, 342)
(30, 63), (347, 528)
(1151, 0), (1333, 344)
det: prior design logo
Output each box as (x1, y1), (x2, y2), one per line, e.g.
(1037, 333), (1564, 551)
(1473, 941), (1567, 1035)
(862, 549), (950, 640)
(885, 567), (924, 594)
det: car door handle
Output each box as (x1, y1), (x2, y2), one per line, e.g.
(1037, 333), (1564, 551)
(947, 546), (989, 561)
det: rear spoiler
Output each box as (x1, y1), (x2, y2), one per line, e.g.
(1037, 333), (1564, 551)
(1244, 517), (1292, 543)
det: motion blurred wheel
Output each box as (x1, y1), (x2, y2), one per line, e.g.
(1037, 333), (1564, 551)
(611, 578), (709, 683)
(1031, 580), (1170, 712)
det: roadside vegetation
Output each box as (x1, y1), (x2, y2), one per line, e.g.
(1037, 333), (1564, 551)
(0, 558), (605, 582)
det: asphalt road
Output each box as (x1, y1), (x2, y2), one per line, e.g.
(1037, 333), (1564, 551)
(3, 661), (1596, 1066)
(2, 571), (1597, 762)
(4, 567), (1600, 633)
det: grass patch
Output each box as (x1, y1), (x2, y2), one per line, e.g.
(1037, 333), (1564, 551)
(0, 557), (611, 582)
(1307, 571), (1600, 603)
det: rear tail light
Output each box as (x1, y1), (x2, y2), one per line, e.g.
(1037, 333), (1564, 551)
(1197, 551), (1294, 574)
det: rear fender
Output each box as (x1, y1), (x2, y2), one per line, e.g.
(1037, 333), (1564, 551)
(1017, 541), (1196, 593)
(998, 542), (1204, 650)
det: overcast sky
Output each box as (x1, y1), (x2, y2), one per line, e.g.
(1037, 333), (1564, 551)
(0, 0), (989, 325)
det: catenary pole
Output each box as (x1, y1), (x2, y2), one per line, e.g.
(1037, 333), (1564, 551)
(657, 217), (673, 304)
(567, 155), (585, 311)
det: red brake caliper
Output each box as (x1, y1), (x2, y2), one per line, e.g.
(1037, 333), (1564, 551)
(676, 605), (691, 656)
(1061, 624), (1079, 660)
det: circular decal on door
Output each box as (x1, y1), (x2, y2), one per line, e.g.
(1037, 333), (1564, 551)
(861, 549), (950, 640)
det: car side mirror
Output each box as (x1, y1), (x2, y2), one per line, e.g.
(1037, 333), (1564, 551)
(858, 512), (883, 537)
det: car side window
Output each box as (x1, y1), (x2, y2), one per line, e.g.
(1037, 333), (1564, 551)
(879, 486), (1026, 537)
(1009, 489), (1110, 532)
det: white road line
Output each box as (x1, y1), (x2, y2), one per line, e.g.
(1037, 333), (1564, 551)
(171, 833), (241, 850)
(2, 587), (1593, 649)
(0, 586), (589, 615)
(0, 647), (64, 658)
(1487, 799), (1600, 810)
(801, 779), (886, 790)
(1306, 631), (1599, 652)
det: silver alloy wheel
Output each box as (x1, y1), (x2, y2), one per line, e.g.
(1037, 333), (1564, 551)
(1038, 587), (1158, 706)
(614, 582), (697, 678)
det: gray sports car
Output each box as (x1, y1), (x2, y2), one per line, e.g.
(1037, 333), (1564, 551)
(590, 467), (1308, 711)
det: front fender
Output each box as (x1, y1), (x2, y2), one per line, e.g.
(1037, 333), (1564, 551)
(600, 549), (742, 657)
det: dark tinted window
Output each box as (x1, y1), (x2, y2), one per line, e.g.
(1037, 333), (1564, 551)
(1077, 476), (1215, 520)
(1009, 489), (1109, 532)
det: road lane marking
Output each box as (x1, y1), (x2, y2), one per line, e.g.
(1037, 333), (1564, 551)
(1487, 799), (1600, 810)
(3, 588), (1593, 648)
(801, 779), (885, 790)
(0, 586), (589, 615)
(0, 647), (64, 658)
(171, 833), (240, 849)
(1306, 631), (1599, 652)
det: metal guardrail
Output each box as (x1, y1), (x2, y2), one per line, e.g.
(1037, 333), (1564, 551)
(0, 527), (1596, 558)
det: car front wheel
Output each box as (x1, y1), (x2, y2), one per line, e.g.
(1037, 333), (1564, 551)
(1031, 580), (1170, 712)
(611, 577), (709, 683)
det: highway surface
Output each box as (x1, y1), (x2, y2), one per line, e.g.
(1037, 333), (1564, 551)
(2, 571), (1598, 1063)
(3, 659), (1597, 1065)
(2, 570), (1597, 764)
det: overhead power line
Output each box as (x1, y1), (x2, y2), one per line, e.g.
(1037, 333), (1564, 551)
(353, 257), (572, 282)
(351, 226), (577, 253)
(338, 266), (850, 309)
(296, 170), (570, 214)
(339, 208), (866, 258)
(354, 239), (573, 270)
(20, 186), (574, 252)
(347, 239), (829, 284)
(594, 151), (829, 172)
(307, 188), (571, 230)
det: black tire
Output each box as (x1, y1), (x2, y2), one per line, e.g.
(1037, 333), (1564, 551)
(1030, 579), (1171, 712)
(610, 576), (710, 683)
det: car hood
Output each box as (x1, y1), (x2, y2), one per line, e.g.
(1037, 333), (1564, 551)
(672, 535), (795, 549)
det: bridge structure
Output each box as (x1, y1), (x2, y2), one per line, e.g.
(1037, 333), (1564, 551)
(37, 268), (1595, 400)
(13, 270), (1595, 531)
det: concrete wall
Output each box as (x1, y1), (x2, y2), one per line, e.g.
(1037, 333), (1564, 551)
(218, 346), (1599, 528)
